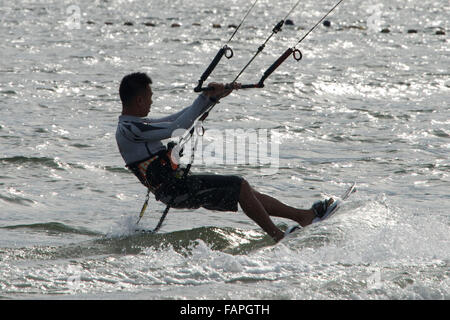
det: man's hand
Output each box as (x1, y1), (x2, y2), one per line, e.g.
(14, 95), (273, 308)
(202, 82), (241, 100)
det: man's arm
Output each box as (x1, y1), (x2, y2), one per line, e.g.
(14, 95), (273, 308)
(128, 94), (214, 142)
(121, 82), (240, 143)
(150, 104), (191, 123)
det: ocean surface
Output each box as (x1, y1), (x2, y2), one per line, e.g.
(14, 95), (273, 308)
(0, 0), (449, 299)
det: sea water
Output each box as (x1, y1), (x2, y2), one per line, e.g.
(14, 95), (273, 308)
(0, 0), (448, 299)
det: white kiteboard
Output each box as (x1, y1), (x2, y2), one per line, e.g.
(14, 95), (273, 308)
(285, 182), (357, 236)
(311, 181), (356, 223)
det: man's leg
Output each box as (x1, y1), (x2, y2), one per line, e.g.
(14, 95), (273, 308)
(252, 190), (316, 227)
(238, 179), (285, 242)
(238, 179), (321, 241)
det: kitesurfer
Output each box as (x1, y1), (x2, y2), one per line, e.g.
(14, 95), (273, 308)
(115, 72), (334, 241)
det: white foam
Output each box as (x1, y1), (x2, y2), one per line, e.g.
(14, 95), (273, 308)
(105, 213), (140, 238)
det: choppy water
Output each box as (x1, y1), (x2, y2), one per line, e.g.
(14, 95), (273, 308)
(0, 0), (449, 299)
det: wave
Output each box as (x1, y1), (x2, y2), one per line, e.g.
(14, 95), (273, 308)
(103, 225), (274, 256)
(0, 156), (129, 174)
(0, 224), (274, 262)
(5, 192), (446, 264)
(0, 156), (64, 170)
(0, 196), (363, 262)
(1, 222), (102, 237)
(0, 193), (36, 206)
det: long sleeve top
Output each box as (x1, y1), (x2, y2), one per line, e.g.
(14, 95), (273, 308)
(116, 94), (215, 166)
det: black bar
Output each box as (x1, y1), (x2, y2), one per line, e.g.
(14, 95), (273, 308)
(257, 48), (293, 87)
(194, 47), (226, 92)
(240, 83), (261, 89)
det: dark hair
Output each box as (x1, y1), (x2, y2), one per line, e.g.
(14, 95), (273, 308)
(119, 72), (152, 105)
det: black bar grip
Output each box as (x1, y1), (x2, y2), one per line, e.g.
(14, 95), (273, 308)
(194, 46), (231, 92)
(257, 48), (293, 87)
(198, 86), (215, 92)
(201, 47), (226, 81)
(240, 83), (262, 89)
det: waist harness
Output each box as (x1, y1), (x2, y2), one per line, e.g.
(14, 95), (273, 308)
(126, 142), (180, 193)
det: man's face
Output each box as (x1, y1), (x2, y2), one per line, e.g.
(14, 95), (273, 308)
(135, 85), (153, 117)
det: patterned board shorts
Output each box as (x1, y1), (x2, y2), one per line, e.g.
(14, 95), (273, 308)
(155, 174), (243, 212)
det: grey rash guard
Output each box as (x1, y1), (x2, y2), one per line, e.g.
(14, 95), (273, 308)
(116, 94), (215, 166)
